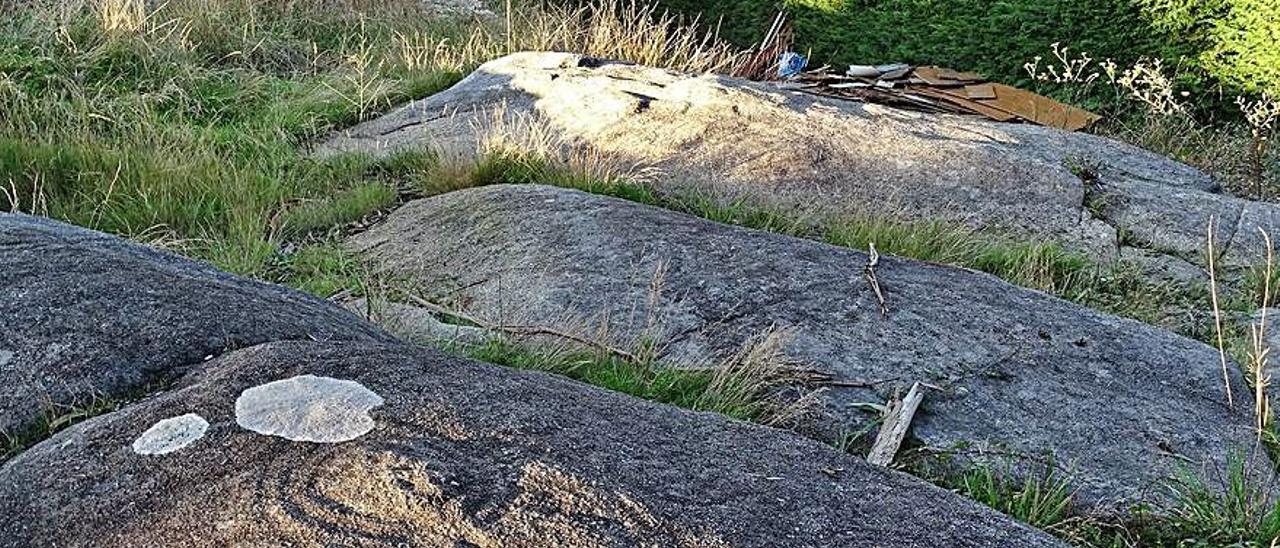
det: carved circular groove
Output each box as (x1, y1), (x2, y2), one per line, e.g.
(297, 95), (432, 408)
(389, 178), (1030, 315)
(235, 375), (384, 443)
(132, 413), (209, 455)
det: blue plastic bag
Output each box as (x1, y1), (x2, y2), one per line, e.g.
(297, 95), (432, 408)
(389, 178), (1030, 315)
(778, 52), (808, 78)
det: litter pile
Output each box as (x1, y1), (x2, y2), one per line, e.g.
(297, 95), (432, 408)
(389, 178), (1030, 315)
(777, 63), (1101, 131)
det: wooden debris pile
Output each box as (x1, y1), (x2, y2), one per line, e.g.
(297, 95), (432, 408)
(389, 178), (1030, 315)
(778, 63), (1101, 131)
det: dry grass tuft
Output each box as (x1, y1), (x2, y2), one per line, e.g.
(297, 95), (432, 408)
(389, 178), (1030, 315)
(474, 102), (661, 185)
(97, 0), (145, 33)
(505, 0), (744, 75)
(696, 326), (814, 425)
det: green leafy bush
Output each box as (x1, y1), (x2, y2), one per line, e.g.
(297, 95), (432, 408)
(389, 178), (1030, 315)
(1141, 0), (1280, 96)
(655, 0), (1277, 113)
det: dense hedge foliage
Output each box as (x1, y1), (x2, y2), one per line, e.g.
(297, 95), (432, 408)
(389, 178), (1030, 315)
(656, 0), (1277, 112)
(1141, 0), (1279, 96)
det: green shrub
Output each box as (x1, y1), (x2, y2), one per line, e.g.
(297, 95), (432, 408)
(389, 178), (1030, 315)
(1141, 0), (1280, 96)
(654, 0), (1276, 113)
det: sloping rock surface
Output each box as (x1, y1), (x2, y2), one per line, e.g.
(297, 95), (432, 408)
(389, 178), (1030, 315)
(0, 213), (395, 435)
(0, 214), (1066, 547)
(319, 51), (1280, 269)
(0, 339), (1065, 548)
(347, 184), (1262, 509)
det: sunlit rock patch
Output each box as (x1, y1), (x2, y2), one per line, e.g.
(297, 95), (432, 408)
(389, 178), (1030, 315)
(131, 413), (209, 455)
(234, 375), (384, 443)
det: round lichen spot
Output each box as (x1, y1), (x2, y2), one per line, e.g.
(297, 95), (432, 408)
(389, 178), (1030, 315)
(234, 375), (384, 443)
(132, 413), (209, 455)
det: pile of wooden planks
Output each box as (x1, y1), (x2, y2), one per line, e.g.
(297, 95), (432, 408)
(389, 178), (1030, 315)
(778, 64), (1101, 131)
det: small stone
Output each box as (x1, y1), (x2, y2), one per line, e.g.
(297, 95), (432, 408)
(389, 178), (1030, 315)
(235, 375), (384, 443)
(132, 413), (209, 455)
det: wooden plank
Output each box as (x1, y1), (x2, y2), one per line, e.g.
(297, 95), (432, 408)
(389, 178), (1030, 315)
(867, 382), (925, 466)
(913, 66), (982, 86)
(977, 83), (1101, 131)
(963, 83), (997, 99)
(908, 86), (1020, 122)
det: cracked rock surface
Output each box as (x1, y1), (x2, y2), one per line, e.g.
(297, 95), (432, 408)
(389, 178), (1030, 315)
(348, 184), (1265, 510)
(0, 213), (396, 436)
(320, 51), (1280, 271)
(0, 217), (1064, 547)
(0, 340), (1064, 548)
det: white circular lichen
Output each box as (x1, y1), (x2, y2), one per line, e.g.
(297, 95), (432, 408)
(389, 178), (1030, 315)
(132, 413), (210, 455)
(234, 375), (384, 443)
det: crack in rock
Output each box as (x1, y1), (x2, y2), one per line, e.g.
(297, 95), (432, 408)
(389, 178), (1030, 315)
(235, 375), (384, 443)
(1218, 203), (1249, 262)
(132, 413), (209, 455)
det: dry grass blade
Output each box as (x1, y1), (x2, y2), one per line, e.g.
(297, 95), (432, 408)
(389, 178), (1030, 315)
(730, 11), (790, 80)
(1207, 215), (1234, 408)
(1251, 228), (1274, 439)
(402, 293), (640, 362)
(98, 0), (145, 33)
(696, 326), (810, 424)
(506, 0), (744, 74)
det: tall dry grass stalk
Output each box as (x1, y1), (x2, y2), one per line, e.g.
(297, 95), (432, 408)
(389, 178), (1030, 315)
(696, 326), (810, 424)
(474, 103), (661, 184)
(3, 175), (48, 215)
(395, 26), (501, 73)
(97, 0), (146, 33)
(326, 26), (394, 121)
(505, 0), (744, 74)
(1207, 215), (1234, 408)
(1250, 228), (1274, 439)
(1237, 94), (1279, 200)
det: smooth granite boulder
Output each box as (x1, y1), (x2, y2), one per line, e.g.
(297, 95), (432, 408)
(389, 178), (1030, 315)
(319, 52), (1280, 271)
(0, 213), (395, 436)
(347, 184), (1265, 510)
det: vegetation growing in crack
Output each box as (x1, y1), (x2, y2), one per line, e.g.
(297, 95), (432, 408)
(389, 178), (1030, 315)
(3, 0), (1280, 545)
(449, 335), (804, 423)
(449, 149), (1244, 344)
(1, 380), (169, 462)
(904, 448), (1280, 547)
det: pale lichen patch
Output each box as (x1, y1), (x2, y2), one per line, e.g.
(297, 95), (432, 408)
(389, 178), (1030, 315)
(132, 413), (210, 455)
(234, 375), (384, 443)
(0, 349), (13, 369)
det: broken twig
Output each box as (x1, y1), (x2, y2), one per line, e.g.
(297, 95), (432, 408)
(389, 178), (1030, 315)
(863, 242), (889, 317)
(867, 382), (925, 466)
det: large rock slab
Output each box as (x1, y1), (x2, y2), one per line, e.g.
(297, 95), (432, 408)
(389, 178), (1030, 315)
(347, 184), (1264, 509)
(0, 340), (1064, 548)
(319, 51), (1280, 269)
(0, 213), (395, 436)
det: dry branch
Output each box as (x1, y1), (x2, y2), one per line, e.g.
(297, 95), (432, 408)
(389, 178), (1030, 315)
(863, 242), (889, 317)
(402, 293), (641, 362)
(867, 382), (925, 466)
